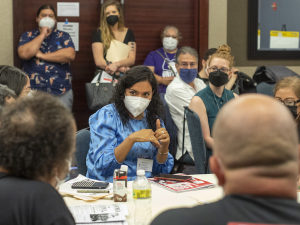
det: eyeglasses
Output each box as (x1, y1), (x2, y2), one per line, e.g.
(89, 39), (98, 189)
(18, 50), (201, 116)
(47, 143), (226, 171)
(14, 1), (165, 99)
(208, 66), (230, 73)
(164, 34), (178, 39)
(179, 62), (197, 69)
(276, 99), (300, 106)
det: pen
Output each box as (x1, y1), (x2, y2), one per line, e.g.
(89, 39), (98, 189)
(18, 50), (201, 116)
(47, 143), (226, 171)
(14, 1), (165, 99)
(77, 190), (110, 193)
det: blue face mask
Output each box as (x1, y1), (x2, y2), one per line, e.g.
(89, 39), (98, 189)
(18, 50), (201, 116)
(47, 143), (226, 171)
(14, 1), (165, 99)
(179, 68), (197, 84)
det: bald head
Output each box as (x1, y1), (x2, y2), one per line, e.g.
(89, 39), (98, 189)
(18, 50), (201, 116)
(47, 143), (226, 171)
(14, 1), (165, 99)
(212, 94), (298, 171)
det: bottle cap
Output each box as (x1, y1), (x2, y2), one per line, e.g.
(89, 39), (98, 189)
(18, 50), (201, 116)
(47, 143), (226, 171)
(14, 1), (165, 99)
(137, 170), (145, 176)
(120, 165), (128, 172)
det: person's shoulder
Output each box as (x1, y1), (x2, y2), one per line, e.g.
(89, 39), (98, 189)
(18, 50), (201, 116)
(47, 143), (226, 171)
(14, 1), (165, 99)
(195, 85), (209, 97)
(194, 78), (206, 88)
(92, 29), (101, 36)
(151, 204), (218, 225)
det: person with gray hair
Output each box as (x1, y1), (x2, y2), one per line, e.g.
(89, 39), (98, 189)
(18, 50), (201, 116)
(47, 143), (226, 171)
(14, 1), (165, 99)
(152, 94), (300, 224)
(165, 46), (206, 166)
(143, 25), (182, 94)
(0, 84), (16, 106)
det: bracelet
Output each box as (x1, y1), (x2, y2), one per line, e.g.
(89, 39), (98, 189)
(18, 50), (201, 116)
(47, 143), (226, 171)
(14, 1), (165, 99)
(158, 151), (169, 155)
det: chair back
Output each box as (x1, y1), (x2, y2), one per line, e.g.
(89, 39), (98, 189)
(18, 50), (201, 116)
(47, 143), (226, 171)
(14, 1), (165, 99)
(75, 128), (91, 175)
(184, 107), (207, 174)
(160, 93), (178, 158)
(256, 82), (275, 97)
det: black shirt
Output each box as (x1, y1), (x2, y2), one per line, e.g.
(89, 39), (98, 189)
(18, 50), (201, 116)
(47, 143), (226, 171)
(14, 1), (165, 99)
(91, 28), (135, 70)
(199, 77), (209, 84)
(151, 194), (300, 225)
(0, 172), (75, 225)
(92, 28), (135, 45)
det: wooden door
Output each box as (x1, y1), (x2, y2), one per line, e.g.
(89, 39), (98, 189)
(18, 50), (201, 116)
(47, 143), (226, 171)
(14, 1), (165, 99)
(13, 0), (208, 130)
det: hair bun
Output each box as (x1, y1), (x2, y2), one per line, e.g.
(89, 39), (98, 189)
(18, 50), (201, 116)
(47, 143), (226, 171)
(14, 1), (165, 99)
(217, 44), (231, 54)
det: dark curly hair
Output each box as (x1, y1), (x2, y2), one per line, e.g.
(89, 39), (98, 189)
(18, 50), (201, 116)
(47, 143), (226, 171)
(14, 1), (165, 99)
(0, 92), (75, 179)
(110, 65), (163, 131)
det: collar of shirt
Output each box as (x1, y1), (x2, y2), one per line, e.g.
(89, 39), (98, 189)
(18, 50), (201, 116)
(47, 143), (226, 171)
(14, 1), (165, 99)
(175, 76), (205, 93)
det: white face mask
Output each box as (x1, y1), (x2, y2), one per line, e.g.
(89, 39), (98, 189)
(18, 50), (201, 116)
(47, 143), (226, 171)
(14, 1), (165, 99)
(55, 159), (71, 189)
(39, 17), (55, 29)
(124, 96), (151, 118)
(163, 37), (178, 51)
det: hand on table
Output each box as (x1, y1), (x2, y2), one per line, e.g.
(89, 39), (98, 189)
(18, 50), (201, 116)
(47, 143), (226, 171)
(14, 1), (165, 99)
(154, 119), (170, 150)
(129, 129), (161, 149)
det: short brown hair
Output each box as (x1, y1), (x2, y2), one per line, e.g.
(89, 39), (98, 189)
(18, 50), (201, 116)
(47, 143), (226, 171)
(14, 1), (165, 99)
(274, 76), (300, 99)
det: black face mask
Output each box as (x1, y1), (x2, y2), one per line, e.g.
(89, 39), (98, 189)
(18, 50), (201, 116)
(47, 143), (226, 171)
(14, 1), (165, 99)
(209, 69), (229, 87)
(106, 15), (119, 26)
(287, 105), (299, 119)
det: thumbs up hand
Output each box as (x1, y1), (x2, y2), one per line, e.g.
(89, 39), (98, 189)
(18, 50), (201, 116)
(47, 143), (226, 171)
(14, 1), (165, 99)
(155, 119), (170, 149)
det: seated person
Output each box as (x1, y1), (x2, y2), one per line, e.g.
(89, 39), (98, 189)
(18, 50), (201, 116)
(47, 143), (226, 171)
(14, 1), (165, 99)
(0, 84), (16, 106)
(86, 66), (174, 182)
(0, 92), (75, 225)
(144, 26), (181, 94)
(274, 76), (300, 140)
(0, 65), (31, 98)
(165, 46), (206, 163)
(189, 45), (238, 158)
(198, 48), (238, 90)
(151, 94), (300, 225)
(92, 0), (136, 75)
(198, 48), (217, 84)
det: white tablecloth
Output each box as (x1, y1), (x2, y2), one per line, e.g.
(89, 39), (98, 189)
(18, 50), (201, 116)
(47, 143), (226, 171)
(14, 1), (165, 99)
(64, 174), (223, 224)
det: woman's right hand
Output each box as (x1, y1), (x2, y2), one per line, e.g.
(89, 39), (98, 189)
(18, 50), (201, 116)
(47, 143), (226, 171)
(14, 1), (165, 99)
(129, 129), (161, 148)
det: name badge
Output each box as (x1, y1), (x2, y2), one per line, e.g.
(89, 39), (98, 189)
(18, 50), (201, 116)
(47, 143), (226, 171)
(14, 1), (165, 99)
(137, 158), (153, 172)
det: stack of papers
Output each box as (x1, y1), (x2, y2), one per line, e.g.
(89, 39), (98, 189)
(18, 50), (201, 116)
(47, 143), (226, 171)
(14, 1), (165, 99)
(59, 174), (113, 201)
(68, 204), (129, 225)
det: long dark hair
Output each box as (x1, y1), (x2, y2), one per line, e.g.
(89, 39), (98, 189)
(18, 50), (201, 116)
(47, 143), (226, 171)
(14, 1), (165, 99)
(110, 65), (163, 131)
(37, 4), (56, 18)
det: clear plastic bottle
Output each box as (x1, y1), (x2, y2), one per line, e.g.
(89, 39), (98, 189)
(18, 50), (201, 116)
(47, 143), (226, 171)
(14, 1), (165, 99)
(132, 170), (152, 225)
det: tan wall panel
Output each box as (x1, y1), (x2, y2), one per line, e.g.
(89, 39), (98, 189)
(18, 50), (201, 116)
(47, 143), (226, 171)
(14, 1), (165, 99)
(0, 0), (13, 66)
(208, 0), (227, 48)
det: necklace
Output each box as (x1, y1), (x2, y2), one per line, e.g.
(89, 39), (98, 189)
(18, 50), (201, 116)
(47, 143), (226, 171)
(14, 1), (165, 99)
(213, 89), (228, 112)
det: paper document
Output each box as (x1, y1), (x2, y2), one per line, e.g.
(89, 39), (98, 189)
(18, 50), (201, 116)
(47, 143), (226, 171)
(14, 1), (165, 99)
(68, 204), (128, 223)
(270, 30), (299, 49)
(106, 40), (130, 63)
(59, 174), (113, 201)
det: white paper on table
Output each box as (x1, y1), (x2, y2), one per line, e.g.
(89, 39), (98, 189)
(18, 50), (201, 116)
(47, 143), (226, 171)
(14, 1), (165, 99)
(270, 30), (299, 49)
(91, 71), (118, 84)
(59, 174), (113, 198)
(68, 204), (128, 223)
(57, 2), (80, 17)
(106, 40), (130, 63)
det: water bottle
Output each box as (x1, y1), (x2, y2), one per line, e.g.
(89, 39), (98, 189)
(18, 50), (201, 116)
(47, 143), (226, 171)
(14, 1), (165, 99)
(132, 170), (152, 225)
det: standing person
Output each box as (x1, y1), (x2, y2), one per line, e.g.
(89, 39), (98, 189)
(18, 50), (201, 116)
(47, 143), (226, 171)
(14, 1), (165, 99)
(92, 0), (136, 75)
(189, 45), (238, 159)
(0, 92), (76, 225)
(144, 26), (182, 94)
(18, 5), (75, 109)
(165, 47), (206, 163)
(198, 48), (217, 84)
(86, 66), (174, 183)
(274, 76), (300, 140)
(0, 65), (31, 98)
(152, 94), (300, 225)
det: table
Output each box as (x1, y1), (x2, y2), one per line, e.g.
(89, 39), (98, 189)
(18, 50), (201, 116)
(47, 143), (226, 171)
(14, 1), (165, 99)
(64, 174), (223, 224)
